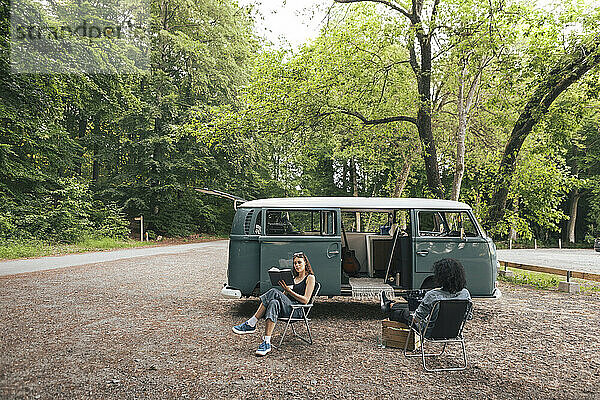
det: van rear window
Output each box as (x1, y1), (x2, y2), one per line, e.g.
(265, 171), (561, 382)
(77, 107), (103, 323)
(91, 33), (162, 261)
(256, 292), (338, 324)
(266, 210), (336, 236)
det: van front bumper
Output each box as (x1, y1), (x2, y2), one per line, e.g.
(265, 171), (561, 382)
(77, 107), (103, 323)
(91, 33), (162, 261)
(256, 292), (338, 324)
(221, 284), (242, 299)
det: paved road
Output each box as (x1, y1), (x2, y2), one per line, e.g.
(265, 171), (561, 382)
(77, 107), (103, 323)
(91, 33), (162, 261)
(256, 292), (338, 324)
(497, 248), (600, 275)
(0, 241), (229, 276)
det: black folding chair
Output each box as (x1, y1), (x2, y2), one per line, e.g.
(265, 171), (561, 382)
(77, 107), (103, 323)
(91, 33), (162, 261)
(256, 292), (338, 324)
(276, 282), (321, 347)
(404, 299), (473, 372)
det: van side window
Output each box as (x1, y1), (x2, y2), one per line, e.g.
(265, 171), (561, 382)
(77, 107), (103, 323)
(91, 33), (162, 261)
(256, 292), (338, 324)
(266, 210), (336, 236)
(418, 211), (479, 237)
(341, 211), (395, 233)
(418, 211), (445, 236)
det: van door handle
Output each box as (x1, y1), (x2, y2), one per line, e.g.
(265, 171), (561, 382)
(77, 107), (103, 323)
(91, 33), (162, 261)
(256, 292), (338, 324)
(416, 250), (429, 257)
(327, 242), (340, 259)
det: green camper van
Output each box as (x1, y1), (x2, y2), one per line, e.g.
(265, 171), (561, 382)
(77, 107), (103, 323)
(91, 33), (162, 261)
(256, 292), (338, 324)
(221, 197), (501, 299)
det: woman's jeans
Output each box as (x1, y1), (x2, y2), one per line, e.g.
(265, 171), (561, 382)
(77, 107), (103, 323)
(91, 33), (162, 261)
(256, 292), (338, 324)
(260, 288), (300, 322)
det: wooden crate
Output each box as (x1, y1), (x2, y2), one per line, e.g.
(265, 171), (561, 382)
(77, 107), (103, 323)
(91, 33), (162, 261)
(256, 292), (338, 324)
(381, 319), (420, 351)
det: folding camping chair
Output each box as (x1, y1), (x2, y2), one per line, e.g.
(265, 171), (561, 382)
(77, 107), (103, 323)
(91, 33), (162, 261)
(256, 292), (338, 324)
(403, 299), (473, 372)
(276, 282), (321, 347)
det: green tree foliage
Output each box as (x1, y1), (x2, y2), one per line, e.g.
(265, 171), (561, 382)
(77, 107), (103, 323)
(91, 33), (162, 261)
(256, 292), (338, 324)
(103, 0), (256, 236)
(1, 0), (257, 241)
(2, 0), (600, 244)
(536, 72), (600, 242)
(204, 6), (422, 201)
(488, 4), (600, 224)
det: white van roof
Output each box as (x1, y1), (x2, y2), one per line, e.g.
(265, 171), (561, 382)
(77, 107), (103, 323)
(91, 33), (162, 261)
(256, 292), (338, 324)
(239, 197), (471, 211)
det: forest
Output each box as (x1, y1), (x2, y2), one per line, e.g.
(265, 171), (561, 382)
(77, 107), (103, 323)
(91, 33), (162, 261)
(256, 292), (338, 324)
(1, 0), (600, 248)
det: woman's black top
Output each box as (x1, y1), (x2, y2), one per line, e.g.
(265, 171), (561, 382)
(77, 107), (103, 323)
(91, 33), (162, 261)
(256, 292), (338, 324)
(290, 275), (311, 297)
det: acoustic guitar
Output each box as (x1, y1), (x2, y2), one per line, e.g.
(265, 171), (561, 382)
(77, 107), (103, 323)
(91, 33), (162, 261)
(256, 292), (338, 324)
(341, 222), (361, 276)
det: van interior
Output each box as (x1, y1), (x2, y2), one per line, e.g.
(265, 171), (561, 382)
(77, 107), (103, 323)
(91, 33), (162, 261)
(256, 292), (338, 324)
(340, 210), (412, 288)
(260, 208), (414, 293)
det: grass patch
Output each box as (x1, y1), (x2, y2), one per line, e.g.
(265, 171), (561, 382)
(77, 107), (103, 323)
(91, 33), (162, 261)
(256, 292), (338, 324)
(73, 237), (156, 251)
(495, 240), (594, 250)
(0, 240), (51, 259)
(499, 266), (600, 293)
(498, 267), (561, 290)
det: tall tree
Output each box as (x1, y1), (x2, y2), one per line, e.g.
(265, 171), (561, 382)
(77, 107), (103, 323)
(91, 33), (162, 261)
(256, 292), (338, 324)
(333, 0), (444, 197)
(100, 0), (257, 235)
(488, 35), (600, 223)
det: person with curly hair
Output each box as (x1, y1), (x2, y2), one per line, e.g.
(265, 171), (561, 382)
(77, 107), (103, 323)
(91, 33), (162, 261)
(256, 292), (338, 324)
(381, 258), (472, 335)
(232, 252), (316, 356)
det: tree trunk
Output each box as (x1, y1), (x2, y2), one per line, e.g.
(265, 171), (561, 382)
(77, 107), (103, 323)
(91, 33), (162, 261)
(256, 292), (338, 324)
(92, 148), (99, 184)
(415, 29), (444, 199)
(489, 37), (600, 223)
(91, 116), (100, 186)
(452, 68), (468, 201)
(350, 158), (360, 231)
(567, 188), (580, 243)
(393, 158), (412, 198)
(75, 112), (87, 176)
(509, 198), (518, 241)
(451, 62), (481, 201)
(350, 158), (358, 197)
(342, 161), (348, 194)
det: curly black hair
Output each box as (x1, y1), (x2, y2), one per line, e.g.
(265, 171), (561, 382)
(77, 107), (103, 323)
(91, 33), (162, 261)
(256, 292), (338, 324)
(433, 258), (466, 293)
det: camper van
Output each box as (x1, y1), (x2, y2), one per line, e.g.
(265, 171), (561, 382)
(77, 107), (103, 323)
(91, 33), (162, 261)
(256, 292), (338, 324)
(222, 197), (501, 299)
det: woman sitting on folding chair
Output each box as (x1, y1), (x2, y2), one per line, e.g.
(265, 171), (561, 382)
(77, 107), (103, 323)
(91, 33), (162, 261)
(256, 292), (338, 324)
(232, 252), (316, 357)
(381, 258), (473, 334)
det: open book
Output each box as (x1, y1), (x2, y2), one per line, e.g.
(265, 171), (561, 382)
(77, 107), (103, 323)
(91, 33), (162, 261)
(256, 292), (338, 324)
(268, 267), (294, 286)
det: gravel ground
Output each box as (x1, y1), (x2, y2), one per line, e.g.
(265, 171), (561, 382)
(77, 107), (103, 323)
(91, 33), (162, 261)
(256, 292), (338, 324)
(1, 241), (600, 399)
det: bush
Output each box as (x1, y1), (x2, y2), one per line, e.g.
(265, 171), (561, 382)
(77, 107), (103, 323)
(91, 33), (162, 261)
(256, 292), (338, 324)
(89, 202), (130, 239)
(144, 193), (220, 237)
(2, 178), (129, 243)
